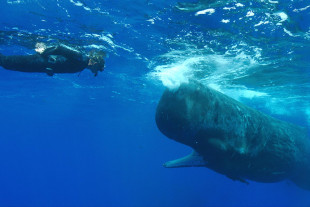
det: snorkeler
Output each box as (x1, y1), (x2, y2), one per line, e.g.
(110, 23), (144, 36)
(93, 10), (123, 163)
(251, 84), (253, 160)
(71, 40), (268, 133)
(0, 43), (105, 76)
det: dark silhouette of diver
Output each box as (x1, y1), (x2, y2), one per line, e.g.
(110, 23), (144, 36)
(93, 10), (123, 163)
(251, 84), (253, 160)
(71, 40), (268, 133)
(0, 43), (105, 76)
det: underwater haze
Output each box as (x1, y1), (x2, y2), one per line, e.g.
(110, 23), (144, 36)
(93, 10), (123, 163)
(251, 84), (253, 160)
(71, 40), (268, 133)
(0, 0), (310, 206)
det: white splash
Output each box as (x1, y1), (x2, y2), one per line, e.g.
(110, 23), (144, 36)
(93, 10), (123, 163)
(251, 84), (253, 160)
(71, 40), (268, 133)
(69, 0), (83, 7)
(208, 84), (268, 100)
(221, 19), (230, 23)
(207, 83), (223, 92)
(274, 12), (288, 25)
(35, 42), (47, 54)
(223, 7), (236, 11)
(69, 0), (92, 11)
(195, 9), (215, 16)
(84, 44), (107, 50)
(268, 0), (279, 3)
(283, 28), (297, 37)
(293, 5), (310, 12)
(146, 18), (155, 24)
(246, 11), (255, 17)
(233, 89), (268, 99)
(149, 57), (205, 90)
(7, 0), (22, 4)
(254, 21), (270, 27)
(235, 3), (244, 7)
(149, 48), (260, 91)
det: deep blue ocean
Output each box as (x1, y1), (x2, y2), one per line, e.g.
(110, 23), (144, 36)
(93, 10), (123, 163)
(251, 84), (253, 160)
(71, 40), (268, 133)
(0, 0), (310, 206)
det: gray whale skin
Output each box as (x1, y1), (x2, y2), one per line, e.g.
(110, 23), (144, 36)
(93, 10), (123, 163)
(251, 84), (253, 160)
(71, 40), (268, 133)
(155, 81), (310, 190)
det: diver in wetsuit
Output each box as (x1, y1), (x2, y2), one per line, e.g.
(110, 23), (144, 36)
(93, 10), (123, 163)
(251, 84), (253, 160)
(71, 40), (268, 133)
(0, 43), (105, 76)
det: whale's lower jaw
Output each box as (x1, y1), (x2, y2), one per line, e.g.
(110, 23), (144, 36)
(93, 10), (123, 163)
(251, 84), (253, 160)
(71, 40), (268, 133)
(163, 150), (207, 168)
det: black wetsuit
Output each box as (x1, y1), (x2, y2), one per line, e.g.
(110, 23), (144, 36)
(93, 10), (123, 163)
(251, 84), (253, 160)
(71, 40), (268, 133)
(0, 45), (89, 75)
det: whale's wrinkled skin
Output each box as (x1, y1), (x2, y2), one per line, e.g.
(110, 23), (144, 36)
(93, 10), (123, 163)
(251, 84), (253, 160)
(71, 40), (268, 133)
(155, 81), (310, 190)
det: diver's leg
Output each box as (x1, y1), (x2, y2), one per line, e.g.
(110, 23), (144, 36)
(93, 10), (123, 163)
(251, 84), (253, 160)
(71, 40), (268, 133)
(0, 54), (46, 72)
(0, 53), (3, 65)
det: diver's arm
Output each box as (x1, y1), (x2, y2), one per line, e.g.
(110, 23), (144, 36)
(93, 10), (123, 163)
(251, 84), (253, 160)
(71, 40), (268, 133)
(42, 44), (84, 60)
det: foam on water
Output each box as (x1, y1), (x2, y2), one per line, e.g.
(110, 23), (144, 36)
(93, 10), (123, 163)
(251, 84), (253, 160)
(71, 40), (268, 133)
(149, 57), (202, 90)
(7, 0), (22, 4)
(207, 83), (268, 103)
(195, 8), (215, 16)
(149, 47), (260, 92)
(147, 44), (310, 125)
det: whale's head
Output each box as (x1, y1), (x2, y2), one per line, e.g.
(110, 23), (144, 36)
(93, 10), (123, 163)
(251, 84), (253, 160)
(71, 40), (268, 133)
(155, 81), (213, 147)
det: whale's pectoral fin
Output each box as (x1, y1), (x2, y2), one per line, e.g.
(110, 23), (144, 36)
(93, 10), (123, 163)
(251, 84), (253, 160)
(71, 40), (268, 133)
(163, 150), (207, 168)
(226, 175), (249, 185)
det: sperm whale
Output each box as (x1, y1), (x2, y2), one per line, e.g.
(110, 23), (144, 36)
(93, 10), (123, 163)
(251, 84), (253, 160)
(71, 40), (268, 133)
(155, 80), (310, 190)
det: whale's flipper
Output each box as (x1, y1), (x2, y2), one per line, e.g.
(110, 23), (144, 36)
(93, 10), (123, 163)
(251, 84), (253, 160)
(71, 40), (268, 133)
(163, 150), (207, 168)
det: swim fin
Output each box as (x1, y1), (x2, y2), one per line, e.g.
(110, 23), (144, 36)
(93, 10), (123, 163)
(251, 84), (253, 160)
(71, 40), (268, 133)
(226, 175), (249, 184)
(0, 53), (3, 65)
(45, 68), (54, 76)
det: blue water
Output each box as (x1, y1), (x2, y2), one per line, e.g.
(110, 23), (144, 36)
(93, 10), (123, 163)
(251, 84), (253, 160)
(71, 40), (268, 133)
(0, 0), (310, 206)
